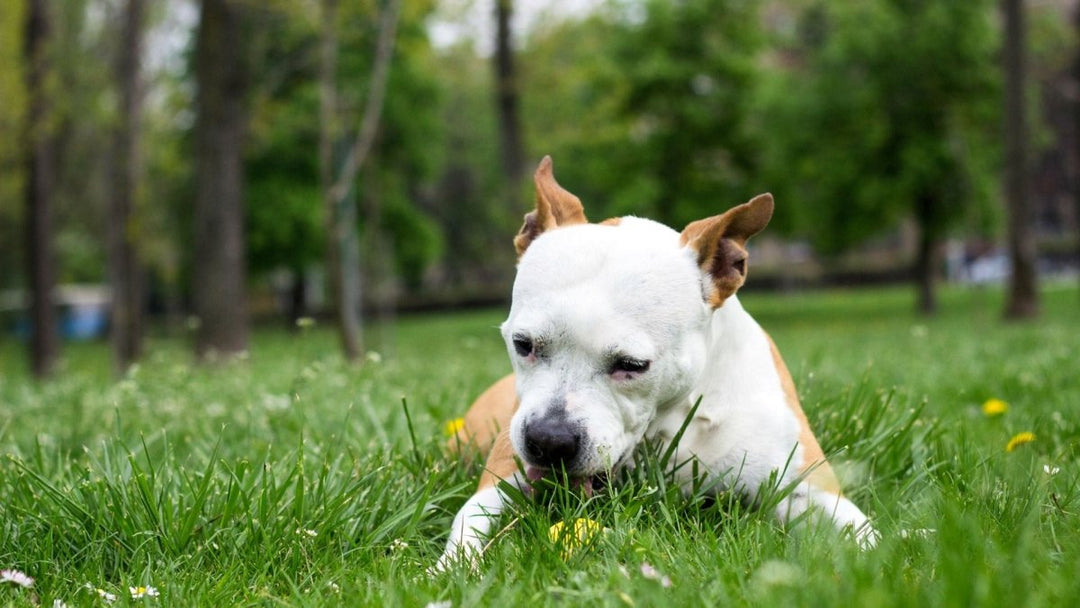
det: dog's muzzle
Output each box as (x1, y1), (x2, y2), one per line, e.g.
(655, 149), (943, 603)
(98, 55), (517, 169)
(522, 416), (582, 470)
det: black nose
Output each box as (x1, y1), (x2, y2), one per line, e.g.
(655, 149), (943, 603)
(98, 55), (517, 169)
(523, 416), (581, 469)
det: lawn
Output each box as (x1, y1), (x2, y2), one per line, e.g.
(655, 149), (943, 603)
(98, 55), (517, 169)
(1, 283), (1078, 606)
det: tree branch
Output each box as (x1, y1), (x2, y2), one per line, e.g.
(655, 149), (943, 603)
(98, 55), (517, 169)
(329, 0), (403, 203)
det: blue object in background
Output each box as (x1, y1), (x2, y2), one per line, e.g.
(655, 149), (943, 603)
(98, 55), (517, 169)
(62, 303), (109, 339)
(5, 285), (110, 341)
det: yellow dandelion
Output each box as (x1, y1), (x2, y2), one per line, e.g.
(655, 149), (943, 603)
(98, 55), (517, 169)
(443, 418), (465, 437)
(548, 517), (607, 559)
(1006, 432), (1035, 452)
(982, 398), (1008, 417)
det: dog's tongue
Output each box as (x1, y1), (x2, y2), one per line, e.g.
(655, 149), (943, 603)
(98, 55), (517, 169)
(574, 476), (595, 498)
(525, 467), (595, 497)
(526, 466), (547, 482)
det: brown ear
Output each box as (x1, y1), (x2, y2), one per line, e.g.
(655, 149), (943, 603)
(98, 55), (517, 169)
(679, 193), (774, 308)
(513, 156), (588, 256)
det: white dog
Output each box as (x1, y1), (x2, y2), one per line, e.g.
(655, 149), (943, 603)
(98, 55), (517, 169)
(436, 157), (874, 570)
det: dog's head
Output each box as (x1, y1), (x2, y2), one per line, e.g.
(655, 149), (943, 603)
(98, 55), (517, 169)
(503, 156), (774, 481)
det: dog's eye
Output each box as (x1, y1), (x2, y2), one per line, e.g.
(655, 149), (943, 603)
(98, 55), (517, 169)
(512, 336), (534, 357)
(612, 357), (650, 375)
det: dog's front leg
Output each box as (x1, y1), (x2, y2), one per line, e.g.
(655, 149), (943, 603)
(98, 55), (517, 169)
(434, 429), (523, 571)
(776, 481), (878, 548)
(435, 481), (520, 571)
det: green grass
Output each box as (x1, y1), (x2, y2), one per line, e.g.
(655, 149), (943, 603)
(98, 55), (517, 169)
(1, 283), (1078, 606)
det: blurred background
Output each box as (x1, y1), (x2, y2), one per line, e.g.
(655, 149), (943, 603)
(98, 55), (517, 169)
(0, 0), (1077, 377)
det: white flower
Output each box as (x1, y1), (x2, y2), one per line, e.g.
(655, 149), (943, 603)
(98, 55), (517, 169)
(130, 585), (159, 599)
(1044, 464), (1061, 476)
(639, 562), (672, 588)
(296, 528), (318, 537)
(0, 569), (34, 588)
(390, 539), (409, 551)
(83, 584), (117, 603)
(52, 600), (69, 608)
(424, 601), (452, 608)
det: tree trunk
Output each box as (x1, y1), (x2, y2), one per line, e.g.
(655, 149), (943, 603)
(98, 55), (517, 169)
(320, 0), (402, 362)
(192, 0), (250, 359)
(107, 0), (145, 371)
(1003, 0), (1039, 319)
(287, 269), (307, 329)
(24, 0), (60, 379)
(914, 195), (938, 315)
(494, 0), (526, 210)
(1073, 7), (1080, 300)
(319, 0), (360, 360)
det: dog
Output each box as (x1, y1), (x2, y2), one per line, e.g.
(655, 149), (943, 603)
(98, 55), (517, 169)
(435, 156), (874, 570)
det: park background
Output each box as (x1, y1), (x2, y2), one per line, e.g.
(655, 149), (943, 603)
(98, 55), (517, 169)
(1, 0), (1079, 606)
(1, 0), (1078, 369)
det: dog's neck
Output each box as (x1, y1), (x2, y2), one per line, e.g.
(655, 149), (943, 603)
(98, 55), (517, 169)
(644, 293), (785, 454)
(706, 295), (763, 353)
(691, 295), (779, 414)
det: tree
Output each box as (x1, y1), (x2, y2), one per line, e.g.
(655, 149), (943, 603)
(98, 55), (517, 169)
(24, 0), (60, 378)
(494, 0), (526, 211)
(604, 0), (762, 228)
(320, 0), (402, 362)
(192, 0), (251, 359)
(244, 5), (325, 327)
(1075, 8), (1080, 299)
(0, 1), (27, 288)
(1003, 0), (1038, 319)
(107, 0), (146, 370)
(760, 1), (1000, 314)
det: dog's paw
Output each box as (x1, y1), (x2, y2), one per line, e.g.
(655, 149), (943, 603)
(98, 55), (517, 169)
(854, 521), (880, 549)
(428, 547), (481, 577)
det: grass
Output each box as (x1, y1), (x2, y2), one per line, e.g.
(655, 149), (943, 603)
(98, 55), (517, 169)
(1, 282), (1078, 606)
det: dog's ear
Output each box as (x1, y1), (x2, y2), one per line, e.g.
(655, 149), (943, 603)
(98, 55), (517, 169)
(680, 193), (774, 308)
(514, 156), (588, 256)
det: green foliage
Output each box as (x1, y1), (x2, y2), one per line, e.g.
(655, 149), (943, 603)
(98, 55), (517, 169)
(371, 178), (445, 290)
(758, 0), (1002, 253)
(246, 68), (323, 274)
(427, 43), (522, 287)
(1, 284), (1078, 605)
(243, 4), (323, 279)
(242, 0), (446, 287)
(0, 0), (26, 286)
(521, 13), (634, 220)
(608, 0), (763, 227)
(363, 0), (447, 289)
(50, 0), (115, 283)
(523, 0), (764, 227)
(0, 0), (116, 288)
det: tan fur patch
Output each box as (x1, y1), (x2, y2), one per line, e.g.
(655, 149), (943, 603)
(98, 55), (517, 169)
(514, 157), (588, 256)
(765, 334), (842, 495)
(477, 428), (520, 490)
(449, 373), (518, 459)
(599, 217), (622, 226)
(679, 194), (773, 309)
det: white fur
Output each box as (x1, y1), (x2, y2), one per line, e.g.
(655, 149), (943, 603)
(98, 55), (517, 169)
(505, 219), (709, 474)
(433, 474), (526, 572)
(436, 217), (874, 569)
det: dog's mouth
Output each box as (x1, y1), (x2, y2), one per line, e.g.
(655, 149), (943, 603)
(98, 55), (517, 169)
(525, 466), (607, 497)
